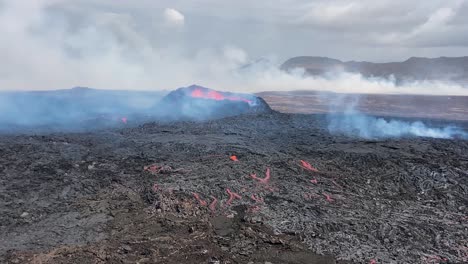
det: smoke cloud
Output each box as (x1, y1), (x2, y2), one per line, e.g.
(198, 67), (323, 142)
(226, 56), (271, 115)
(0, 0), (467, 138)
(328, 112), (468, 139)
(0, 0), (467, 96)
(163, 8), (185, 27)
(325, 94), (468, 139)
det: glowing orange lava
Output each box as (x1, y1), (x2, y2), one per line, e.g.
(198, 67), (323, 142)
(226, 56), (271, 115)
(190, 88), (253, 104)
(250, 167), (271, 184)
(323, 193), (334, 202)
(191, 89), (203, 98)
(225, 188), (242, 206)
(209, 196), (218, 211)
(300, 160), (319, 172)
(192, 192), (207, 206)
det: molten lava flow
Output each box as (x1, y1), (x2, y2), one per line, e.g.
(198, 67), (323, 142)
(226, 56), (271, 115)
(207, 90), (224, 100)
(209, 196), (218, 211)
(191, 89), (204, 98)
(144, 164), (160, 174)
(250, 168), (271, 184)
(250, 194), (264, 203)
(225, 188), (242, 206)
(192, 192), (207, 206)
(323, 193), (334, 202)
(190, 88), (253, 104)
(247, 205), (261, 213)
(300, 160), (319, 172)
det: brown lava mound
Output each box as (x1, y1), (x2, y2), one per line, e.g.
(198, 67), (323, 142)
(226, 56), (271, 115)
(1, 112), (467, 263)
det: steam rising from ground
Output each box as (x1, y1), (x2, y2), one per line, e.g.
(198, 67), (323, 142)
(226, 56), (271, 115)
(328, 113), (468, 139)
(325, 94), (468, 139)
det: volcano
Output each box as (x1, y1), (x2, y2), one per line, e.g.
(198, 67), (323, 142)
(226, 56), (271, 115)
(1, 87), (468, 264)
(158, 85), (272, 120)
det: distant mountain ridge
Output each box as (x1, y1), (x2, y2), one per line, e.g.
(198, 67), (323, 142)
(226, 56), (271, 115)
(281, 56), (468, 85)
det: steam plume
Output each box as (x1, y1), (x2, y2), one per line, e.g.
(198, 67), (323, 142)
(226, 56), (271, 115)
(325, 94), (468, 139)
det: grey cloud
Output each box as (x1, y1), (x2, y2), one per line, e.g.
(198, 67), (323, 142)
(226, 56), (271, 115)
(1, 0), (468, 91)
(35, 0), (468, 52)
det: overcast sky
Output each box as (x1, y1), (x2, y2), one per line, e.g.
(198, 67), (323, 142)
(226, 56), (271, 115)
(1, 0), (468, 92)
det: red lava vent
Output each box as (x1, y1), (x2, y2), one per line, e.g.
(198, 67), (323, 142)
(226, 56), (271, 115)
(158, 85), (272, 120)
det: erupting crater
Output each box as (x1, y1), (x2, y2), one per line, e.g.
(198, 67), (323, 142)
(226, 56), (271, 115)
(159, 85), (272, 120)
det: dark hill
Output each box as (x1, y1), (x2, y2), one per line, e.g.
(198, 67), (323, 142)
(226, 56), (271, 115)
(157, 85), (272, 120)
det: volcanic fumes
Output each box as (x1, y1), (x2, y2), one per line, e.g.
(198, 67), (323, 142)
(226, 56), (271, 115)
(158, 85), (272, 120)
(0, 85), (274, 133)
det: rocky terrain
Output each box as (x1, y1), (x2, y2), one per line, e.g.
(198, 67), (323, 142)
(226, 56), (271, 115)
(258, 91), (468, 121)
(1, 112), (467, 263)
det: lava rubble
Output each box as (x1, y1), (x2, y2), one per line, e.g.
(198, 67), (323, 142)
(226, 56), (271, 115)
(0, 112), (467, 264)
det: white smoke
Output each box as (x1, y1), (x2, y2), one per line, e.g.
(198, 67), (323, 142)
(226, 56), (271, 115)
(328, 112), (468, 139)
(1, 1), (468, 138)
(163, 8), (185, 27)
(325, 94), (468, 139)
(232, 68), (468, 96)
(0, 1), (467, 96)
